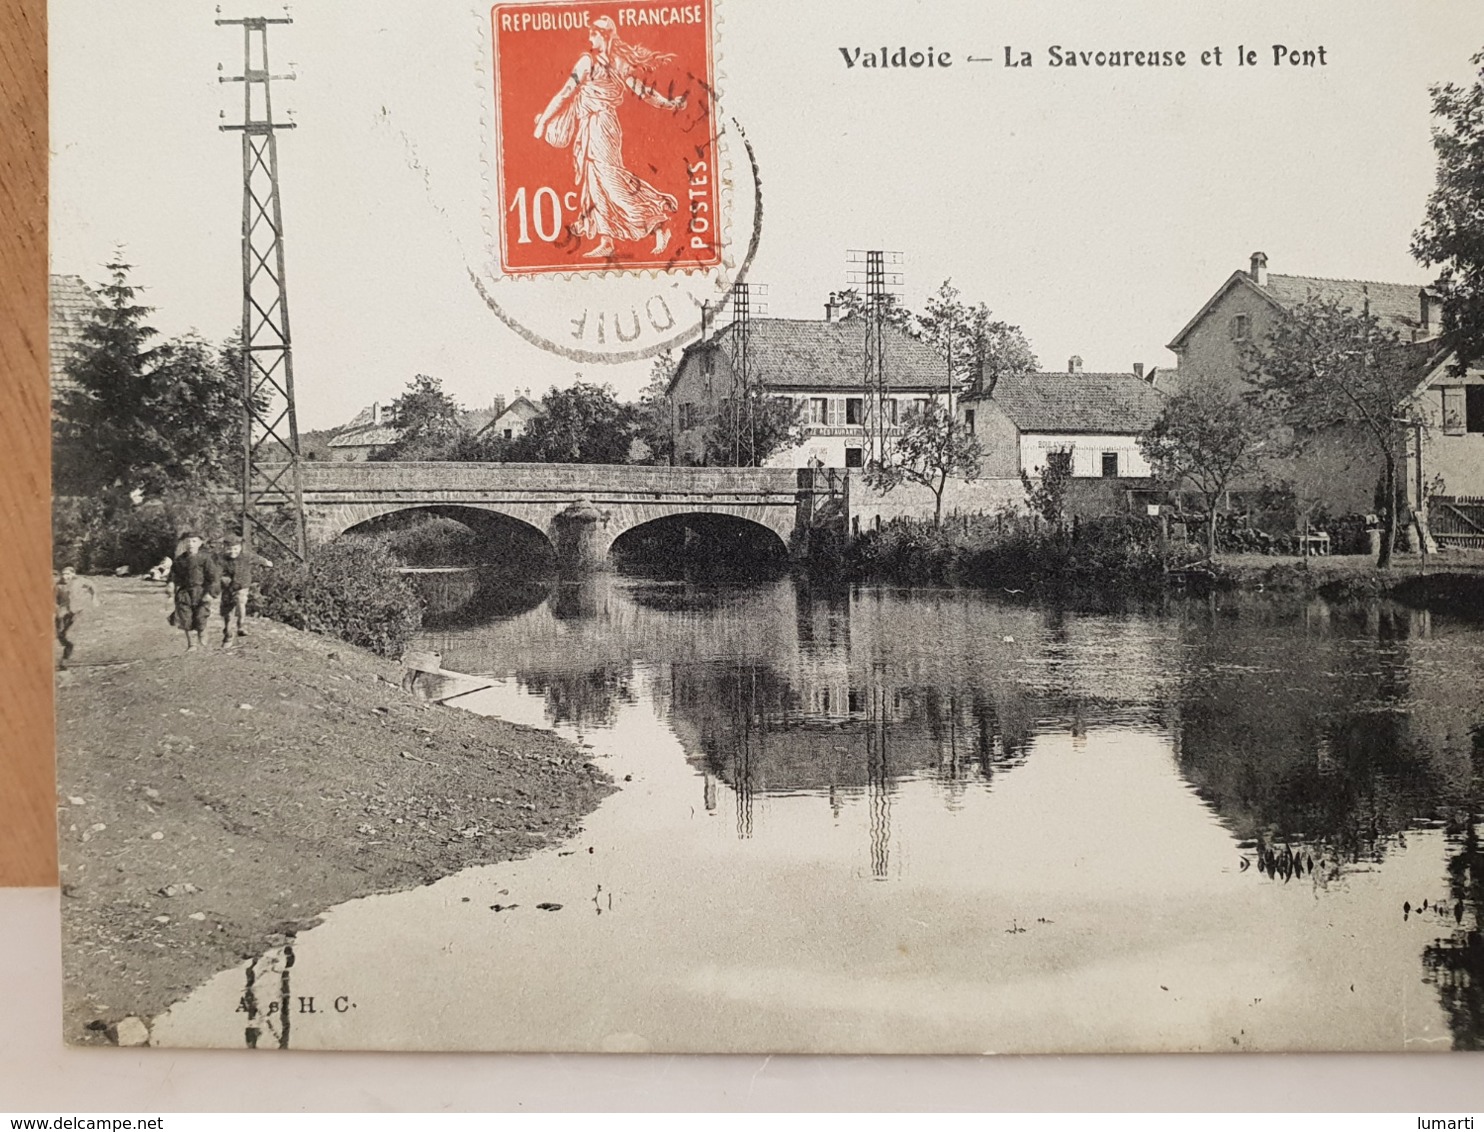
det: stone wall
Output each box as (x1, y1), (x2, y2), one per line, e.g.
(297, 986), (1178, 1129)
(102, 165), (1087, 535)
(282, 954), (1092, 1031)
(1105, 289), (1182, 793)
(850, 476), (1025, 531)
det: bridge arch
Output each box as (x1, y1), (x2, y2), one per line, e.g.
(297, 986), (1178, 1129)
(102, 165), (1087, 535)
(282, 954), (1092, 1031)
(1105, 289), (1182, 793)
(608, 510), (791, 572)
(290, 462), (812, 572)
(321, 502), (558, 564)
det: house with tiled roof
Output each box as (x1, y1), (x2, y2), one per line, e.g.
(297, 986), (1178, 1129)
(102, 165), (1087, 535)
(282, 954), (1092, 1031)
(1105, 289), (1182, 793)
(1164, 252), (1442, 396)
(49, 274), (100, 401)
(1164, 252), (1452, 517)
(667, 305), (953, 468)
(477, 391), (545, 441)
(327, 403), (399, 461)
(1393, 338), (1484, 525)
(957, 357), (1166, 480)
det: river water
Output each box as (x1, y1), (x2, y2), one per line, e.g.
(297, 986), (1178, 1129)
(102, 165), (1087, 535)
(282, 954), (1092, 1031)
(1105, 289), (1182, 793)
(152, 570), (1484, 1053)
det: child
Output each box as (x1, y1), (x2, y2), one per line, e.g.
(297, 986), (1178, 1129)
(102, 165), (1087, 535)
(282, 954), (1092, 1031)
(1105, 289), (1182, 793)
(169, 533), (221, 652)
(219, 537), (272, 647)
(54, 566), (99, 669)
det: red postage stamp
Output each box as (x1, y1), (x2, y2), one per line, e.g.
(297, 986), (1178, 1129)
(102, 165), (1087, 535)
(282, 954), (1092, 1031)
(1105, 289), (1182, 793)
(490, 0), (721, 276)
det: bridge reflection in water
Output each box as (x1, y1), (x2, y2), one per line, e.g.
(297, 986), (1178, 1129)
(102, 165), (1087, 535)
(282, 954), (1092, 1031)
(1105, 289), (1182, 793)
(409, 572), (1484, 1048)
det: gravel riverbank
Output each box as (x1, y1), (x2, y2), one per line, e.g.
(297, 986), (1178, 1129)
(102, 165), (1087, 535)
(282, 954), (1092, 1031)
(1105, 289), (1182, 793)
(55, 576), (614, 1045)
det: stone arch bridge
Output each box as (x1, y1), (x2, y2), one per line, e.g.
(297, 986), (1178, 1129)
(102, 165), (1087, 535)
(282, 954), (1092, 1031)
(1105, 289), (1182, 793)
(264, 462), (840, 569)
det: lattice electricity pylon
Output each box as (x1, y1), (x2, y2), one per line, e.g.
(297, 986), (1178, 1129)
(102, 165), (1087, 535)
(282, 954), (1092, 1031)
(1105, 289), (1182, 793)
(846, 250), (903, 465)
(219, 13), (307, 561)
(723, 281), (768, 464)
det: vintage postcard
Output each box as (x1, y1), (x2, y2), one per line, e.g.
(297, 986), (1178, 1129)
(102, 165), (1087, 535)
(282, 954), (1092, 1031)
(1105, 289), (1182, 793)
(48, 0), (1484, 1054)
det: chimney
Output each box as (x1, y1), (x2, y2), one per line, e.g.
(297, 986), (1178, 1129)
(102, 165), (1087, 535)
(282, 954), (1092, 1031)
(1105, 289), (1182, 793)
(1420, 288), (1441, 339)
(1250, 251), (1269, 287)
(371, 402), (381, 426)
(1132, 363), (1145, 380)
(824, 292), (845, 322)
(1068, 355), (1083, 374)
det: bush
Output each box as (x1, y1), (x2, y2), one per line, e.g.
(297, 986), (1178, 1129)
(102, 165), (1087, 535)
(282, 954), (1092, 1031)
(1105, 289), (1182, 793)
(373, 515), (484, 567)
(53, 489), (237, 573)
(255, 536), (423, 658)
(849, 511), (1204, 591)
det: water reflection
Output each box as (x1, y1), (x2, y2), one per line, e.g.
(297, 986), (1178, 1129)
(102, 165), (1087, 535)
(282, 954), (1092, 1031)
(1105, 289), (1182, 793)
(1424, 817), (1484, 1049)
(413, 573), (1484, 1048)
(406, 567), (552, 629)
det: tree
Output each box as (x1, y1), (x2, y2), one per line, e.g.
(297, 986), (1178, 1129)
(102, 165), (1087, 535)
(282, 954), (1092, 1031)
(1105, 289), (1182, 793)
(1243, 295), (1421, 568)
(373, 374), (467, 460)
(1139, 383), (1269, 555)
(865, 398), (982, 526)
(700, 386), (805, 467)
(918, 279), (1038, 397)
(1412, 48), (1484, 370)
(829, 287), (918, 333)
(55, 258), (246, 498)
(511, 381), (636, 463)
(633, 349), (678, 464)
(1020, 448), (1074, 528)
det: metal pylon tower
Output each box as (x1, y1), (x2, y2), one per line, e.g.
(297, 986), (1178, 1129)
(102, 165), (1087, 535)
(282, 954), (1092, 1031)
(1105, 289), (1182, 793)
(219, 14), (306, 560)
(847, 250), (902, 466)
(722, 281), (767, 464)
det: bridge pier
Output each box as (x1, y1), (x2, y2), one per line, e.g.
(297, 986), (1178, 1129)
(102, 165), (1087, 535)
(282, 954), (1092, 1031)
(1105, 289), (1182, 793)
(550, 500), (613, 575)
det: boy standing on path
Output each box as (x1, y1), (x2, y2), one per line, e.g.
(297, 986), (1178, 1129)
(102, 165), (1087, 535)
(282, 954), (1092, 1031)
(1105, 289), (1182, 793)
(219, 536), (272, 647)
(54, 566), (99, 669)
(169, 533), (221, 653)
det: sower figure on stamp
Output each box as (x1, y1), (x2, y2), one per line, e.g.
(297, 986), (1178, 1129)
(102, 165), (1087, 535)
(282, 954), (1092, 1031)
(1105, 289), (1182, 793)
(533, 15), (687, 259)
(219, 536), (272, 648)
(54, 566), (99, 669)
(169, 532), (221, 653)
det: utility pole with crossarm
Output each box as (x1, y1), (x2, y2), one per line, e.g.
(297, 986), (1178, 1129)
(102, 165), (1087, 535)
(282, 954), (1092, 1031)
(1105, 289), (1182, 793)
(218, 12), (307, 560)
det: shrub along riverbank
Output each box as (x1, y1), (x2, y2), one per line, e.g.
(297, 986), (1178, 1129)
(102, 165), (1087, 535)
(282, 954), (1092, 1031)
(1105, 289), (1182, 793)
(55, 493), (429, 660)
(846, 514), (1484, 612)
(848, 513), (1206, 593)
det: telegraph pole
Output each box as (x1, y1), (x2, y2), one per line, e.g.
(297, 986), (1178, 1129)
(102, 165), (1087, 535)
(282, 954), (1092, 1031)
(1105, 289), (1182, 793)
(219, 13), (307, 560)
(721, 281), (767, 465)
(847, 250), (903, 466)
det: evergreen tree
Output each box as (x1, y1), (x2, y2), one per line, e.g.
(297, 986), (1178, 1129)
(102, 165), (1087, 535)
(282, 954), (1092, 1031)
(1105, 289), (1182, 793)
(54, 257), (245, 497)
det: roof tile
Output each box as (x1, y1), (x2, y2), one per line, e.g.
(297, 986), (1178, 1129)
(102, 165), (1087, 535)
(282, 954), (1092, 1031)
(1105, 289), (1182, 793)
(1259, 274), (1428, 335)
(690, 317), (951, 392)
(969, 371), (1165, 434)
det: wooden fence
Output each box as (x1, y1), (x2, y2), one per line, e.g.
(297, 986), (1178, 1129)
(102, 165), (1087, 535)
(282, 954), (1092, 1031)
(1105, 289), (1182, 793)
(1430, 496), (1484, 549)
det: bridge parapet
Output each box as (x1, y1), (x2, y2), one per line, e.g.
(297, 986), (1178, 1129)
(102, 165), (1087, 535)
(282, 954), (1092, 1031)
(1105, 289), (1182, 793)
(288, 462), (802, 497)
(261, 461), (831, 569)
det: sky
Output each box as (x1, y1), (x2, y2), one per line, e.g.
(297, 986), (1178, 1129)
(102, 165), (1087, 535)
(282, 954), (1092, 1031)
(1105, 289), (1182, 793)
(50, 0), (1484, 430)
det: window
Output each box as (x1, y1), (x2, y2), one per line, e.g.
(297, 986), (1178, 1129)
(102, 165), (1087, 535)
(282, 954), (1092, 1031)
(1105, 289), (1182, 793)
(1469, 386), (1484, 433)
(678, 402), (697, 431)
(503, 428), (513, 439)
(846, 397), (864, 425)
(884, 398), (899, 425)
(1101, 452), (1119, 478)
(809, 397), (829, 425)
(845, 447), (864, 468)
(827, 398), (847, 426)
(1442, 387), (1466, 435)
(1229, 313), (1250, 342)
(964, 409), (976, 431)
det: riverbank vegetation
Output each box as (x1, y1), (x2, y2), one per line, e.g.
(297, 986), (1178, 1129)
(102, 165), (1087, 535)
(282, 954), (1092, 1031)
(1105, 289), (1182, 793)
(849, 511), (1206, 591)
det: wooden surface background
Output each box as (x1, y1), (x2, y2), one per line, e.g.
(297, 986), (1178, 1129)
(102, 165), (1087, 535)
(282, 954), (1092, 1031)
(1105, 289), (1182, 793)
(0, 0), (57, 887)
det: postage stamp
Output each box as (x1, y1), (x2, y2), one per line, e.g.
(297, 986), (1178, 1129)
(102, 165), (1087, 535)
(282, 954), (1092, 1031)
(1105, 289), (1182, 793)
(490, 0), (722, 276)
